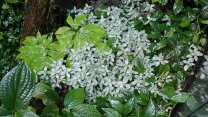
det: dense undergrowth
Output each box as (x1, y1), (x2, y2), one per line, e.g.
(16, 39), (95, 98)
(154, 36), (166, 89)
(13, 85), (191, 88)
(0, 0), (208, 117)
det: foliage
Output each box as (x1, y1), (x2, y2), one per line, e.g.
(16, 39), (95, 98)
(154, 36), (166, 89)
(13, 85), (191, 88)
(0, 0), (23, 78)
(0, 64), (36, 116)
(17, 14), (108, 71)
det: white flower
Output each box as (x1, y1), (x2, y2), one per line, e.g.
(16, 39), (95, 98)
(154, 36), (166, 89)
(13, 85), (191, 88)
(153, 53), (168, 66)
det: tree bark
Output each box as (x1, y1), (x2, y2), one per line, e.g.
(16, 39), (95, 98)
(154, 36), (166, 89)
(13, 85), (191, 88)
(21, 0), (51, 43)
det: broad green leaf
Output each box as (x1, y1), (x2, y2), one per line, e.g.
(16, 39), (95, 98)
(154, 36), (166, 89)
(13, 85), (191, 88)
(147, 32), (161, 39)
(74, 24), (107, 49)
(134, 89), (149, 106)
(0, 64), (35, 110)
(171, 92), (189, 102)
(42, 104), (59, 116)
(186, 96), (198, 110)
(33, 83), (59, 105)
(108, 100), (124, 114)
(4, 0), (18, 3)
(64, 88), (85, 109)
(67, 14), (87, 30)
(16, 110), (38, 117)
(72, 104), (101, 117)
(0, 107), (13, 116)
(102, 108), (122, 117)
(144, 99), (156, 117)
(123, 98), (134, 115)
(162, 86), (177, 98)
(200, 18), (208, 24)
(161, 0), (168, 5)
(173, 0), (183, 14)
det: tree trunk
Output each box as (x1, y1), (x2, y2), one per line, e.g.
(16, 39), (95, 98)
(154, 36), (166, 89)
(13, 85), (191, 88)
(21, 0), (51, 43)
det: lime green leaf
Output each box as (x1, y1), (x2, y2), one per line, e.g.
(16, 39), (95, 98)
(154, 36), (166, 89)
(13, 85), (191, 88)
(171, 92), (189, 102)
(64, 88), (85, 109)
(0, 64), (35, 110)
(102, 108), (122, 117)
(4, 0), (18, 3)
(173, 0), (183, 14)
(16, 110), (38, 117)
(33, 83), (59, 105)
(109, 100), (124, 114)
(72, 104), (101, 117)
(74, 24), (107, 49)
(67, 14), (87, 29)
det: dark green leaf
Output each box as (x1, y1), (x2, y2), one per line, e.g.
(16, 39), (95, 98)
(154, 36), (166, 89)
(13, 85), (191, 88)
(173, 0), (183, 14)
(16, 110), (38, 117)
(162, 86), (177, 98)
(159, 64), (170, 77)
(136, 57), (145, 73)
(0, 64), (35, 110)
(0, 107), (13, 116)
(102, 108), (122, 117)
(153, 38), (168, 51)
(108, 100), (124, 114)
(4, 0), (18, 3)
(144, 99), (156, 117)
(72, 104), (101, 117)
(64, 88), (85, 109)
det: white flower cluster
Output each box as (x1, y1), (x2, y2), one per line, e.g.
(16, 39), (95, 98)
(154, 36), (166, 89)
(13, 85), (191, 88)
(183, 44), (203, 71)
(38, 0), (201, 101)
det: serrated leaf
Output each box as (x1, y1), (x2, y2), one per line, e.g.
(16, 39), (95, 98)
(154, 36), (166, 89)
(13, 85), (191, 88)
(74, 24), (107, 49)
(102, 108), (122, 117)
(171, 92), (189, 102)
(67, 14), (87, 30)
(0, 64), (35, 110)
(64, 88), (85, 109)
(72, 104), (101, 117)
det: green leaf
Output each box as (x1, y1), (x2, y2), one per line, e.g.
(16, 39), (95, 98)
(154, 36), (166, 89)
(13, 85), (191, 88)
(16, 110), (38, 117)
(72, 104), (101, 117)
(186, 96), (198, 110)
(200, 18), (208, 24)
(147, 32), (161, 39)
(171, 92), (189, 102)
(67, 14), (87, 30)
(134, 89), (149, 106)
(42, 104), (59, 116)
(74, 24), (107, 49)
(108, 100), (124, 114)
(162, 86), (177, 98)
(144, 99), (156, 117)
(135, 57), (146, 73)
(0, 64), (35, 110)
(159, 64), (170, 77)
(33, 83), (59, 105)
(161, 0), (168, 5)
(123, 98), (134, 115)
(102, 108), (122, 117)
(153, 38), (168, 51)
(0, 32), (3, 40)
(180, 18), (192, 27)
(64, 88), (85, 109)
(0, 107), (13, 116)
(4, 0), (18, 3)
(173, 0), (183, 14)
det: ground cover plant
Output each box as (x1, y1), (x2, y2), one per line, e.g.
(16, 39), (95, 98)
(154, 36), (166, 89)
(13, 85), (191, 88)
(0, 0), (208, 116)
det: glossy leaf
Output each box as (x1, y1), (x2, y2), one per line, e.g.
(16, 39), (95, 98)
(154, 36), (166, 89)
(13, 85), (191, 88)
(171, 92), (189, 102)
(173, 0), (183, 14)
(108, 100), (124, 114)
(67, 14), (87, 30)
(144, 99), (156, 117)
(0, 64), (35, 110)
(64, 88), (85, 109)
(102, 108), (122, 117)
(72, 104), (101, 117)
